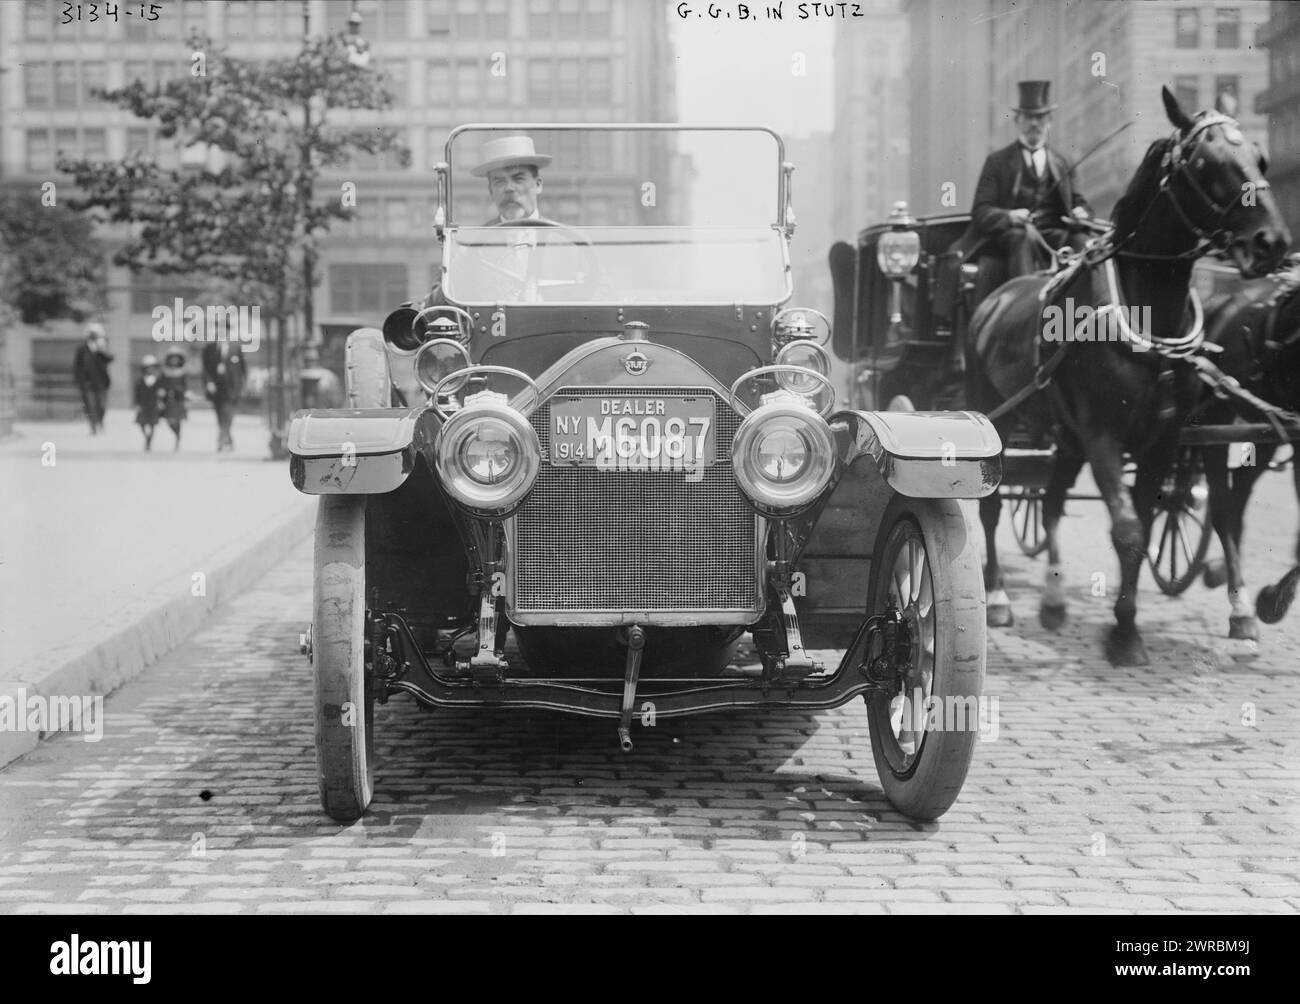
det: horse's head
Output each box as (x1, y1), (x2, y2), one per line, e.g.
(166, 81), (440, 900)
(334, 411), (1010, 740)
(1157, 85), (1290, 278)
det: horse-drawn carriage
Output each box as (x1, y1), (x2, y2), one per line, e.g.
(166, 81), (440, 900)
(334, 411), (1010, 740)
(830, 87), (1298, 663)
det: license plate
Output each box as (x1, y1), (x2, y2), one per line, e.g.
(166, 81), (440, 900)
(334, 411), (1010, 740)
(549, 396), (715, 470)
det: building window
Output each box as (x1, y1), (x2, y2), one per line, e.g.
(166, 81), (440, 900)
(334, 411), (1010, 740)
(386, 198), (410, 236)
(1214, 74), (1240, 111)
(529, 0), (551, 35)
(329, 264), (410, 316)
(334, 0), (407, 38)
(355, 198), (382, 238)
(127, 129), (152, 156)
(225, 2), (250, 37)
(587, 0), (611, 35)
(54, 129), (78, 159)
(528, 60), (552, 104)
(1175, 9), (1199, 49)
(83, 62), (107, 105)
(54, 62), (78, 107)
(456, 60), (480, 108)
(557, 59), (581, 105)
(131, 279), (205, 316)
(427, 61), (451, 103)
(25, 0), (50, 39)
(125, 61), (151, 86)
(485, 0), (509, 35)
(1174, 75), (1199, 113)
(382, 60), (409, 106)
(586, 59), (612, 104)
(84, 130), (108, 160)
(588, 132), (613, 171)
(26, 131), (51, 173)
(456, 0), (479, 34)
(558, 0), (580, 35)
(428, 0), (451, 33)
(1215, 8), (1240, 48)
(24, 64), (50, 107)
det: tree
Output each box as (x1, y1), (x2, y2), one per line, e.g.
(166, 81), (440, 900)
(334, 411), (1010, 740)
(0, 193), (107, 325)
(58, 29), (409, 455)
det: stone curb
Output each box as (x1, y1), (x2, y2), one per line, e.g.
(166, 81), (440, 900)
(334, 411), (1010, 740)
(0, 501), (316, 770)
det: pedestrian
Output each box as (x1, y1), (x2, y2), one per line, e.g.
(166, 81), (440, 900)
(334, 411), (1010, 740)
(133, 354), (164, 451)
(201, 340), (245, 452)
(160, 348), (189, 451)
(72, 322), (113, 434)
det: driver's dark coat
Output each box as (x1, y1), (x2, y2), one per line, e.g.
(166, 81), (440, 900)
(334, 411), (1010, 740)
(972, 141), (1090, 238)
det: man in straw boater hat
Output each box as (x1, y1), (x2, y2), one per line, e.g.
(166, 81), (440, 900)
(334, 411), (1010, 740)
(470, 134), (553, 225)
(970, 80), (1094, 280)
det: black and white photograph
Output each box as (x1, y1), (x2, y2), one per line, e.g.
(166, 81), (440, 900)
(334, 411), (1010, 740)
(0, 0), (1296, 949)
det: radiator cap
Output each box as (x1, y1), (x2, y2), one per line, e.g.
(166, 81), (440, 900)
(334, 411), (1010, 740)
(621, 321), (649, 341)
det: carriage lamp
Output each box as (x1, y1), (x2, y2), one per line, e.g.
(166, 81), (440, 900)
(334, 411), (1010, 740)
(732, 396), (836, 516)
(415, 339), (472, 397)
(775, 340), (831, 395)
(435, 395), (541, 516)
(877, 202), (921, 326)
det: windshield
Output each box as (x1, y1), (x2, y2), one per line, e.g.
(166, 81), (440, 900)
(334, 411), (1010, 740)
(440, 126), (791, 305)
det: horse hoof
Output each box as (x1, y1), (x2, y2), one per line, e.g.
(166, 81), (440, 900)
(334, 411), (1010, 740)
(1039, 604), (1067, 631)
(1202, 558), (1228, 590)
(1228, 615), (1260, 641)
(1257, 567), (1300, 625)
(987, 604), (1014, 627)
(1104, 628), (1150, 667)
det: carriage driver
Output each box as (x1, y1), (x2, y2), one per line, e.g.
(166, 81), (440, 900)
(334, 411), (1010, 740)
(971, 81), (1094, 278)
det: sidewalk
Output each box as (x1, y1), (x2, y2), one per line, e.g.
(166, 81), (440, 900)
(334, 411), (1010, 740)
(0, 408), (316, 768)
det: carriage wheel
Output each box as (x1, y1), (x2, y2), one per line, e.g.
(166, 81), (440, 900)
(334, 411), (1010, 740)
(1147, 447), (1213, 597)
(864, 495), (986, 821)
(1009, 487), (1049, 558)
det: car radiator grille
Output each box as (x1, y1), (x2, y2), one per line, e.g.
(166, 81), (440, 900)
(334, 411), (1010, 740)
(512, 387), (759, 614)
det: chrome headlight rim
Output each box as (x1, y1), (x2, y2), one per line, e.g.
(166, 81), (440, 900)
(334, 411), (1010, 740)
(732, 403), (836, 516)
(415, 338), (473, 396)
(774, 340), (831, 394)
(434, 400), (540, 516)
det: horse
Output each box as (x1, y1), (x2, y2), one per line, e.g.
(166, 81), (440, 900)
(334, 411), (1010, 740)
(968, 86), (1291, 666)
(1193, 258), (1300, 638)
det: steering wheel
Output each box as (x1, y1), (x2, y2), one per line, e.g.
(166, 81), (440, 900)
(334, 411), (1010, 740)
(478, 217), (606, 301)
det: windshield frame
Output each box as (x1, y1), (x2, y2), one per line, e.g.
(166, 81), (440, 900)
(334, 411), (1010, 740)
(439, 122), (789, 230)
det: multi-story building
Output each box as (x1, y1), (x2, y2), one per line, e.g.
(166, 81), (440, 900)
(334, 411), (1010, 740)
(1256, 1), (1300, 240)
(905, 0), (1270, 222)
(0, 0), (675, 415)
(831, 0), (909, 238)
(903, 0), (990, 218)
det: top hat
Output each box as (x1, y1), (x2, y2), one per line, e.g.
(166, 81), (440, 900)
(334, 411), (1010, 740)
(163, 349), (186, 365)
(470, 135), (552, 178)
(1012, 80), (1056, 114)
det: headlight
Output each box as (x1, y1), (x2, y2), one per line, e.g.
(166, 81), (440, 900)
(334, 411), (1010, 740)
(435, 398), (540, 516)
(774, 340), (830, 396)
(732, 400), (836, 515)
(416, 338), (472, 396)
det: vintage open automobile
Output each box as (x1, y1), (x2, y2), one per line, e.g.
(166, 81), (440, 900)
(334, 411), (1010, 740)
(288, 125), (1002, 823)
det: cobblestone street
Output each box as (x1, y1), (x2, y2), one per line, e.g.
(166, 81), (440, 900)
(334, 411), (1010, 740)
(1, 475), (1298, 915)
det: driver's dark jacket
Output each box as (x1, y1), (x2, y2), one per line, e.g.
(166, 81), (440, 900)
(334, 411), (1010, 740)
(972, 141), (1090, 237)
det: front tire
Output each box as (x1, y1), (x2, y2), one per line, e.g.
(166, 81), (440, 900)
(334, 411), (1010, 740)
(313, 494), (374, 822)
(865, 495), (986, 821)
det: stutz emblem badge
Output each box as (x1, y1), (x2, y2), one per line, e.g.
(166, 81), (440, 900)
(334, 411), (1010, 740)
(624, 350), (651, 376)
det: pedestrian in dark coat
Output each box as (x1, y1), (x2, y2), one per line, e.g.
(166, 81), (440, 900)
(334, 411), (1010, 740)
(201, 341), (245, 452)
(160, 349), (189, 451)
(133, 354), (164, 451)
(72, 323), (113, 434)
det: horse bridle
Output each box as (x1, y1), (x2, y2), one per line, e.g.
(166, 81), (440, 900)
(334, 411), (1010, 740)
(1111, 112), (1269, 263)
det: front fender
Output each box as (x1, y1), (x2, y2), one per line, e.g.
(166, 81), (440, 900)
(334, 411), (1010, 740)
(288, 407), (422, 494)
(834, 409), (1002, 498)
